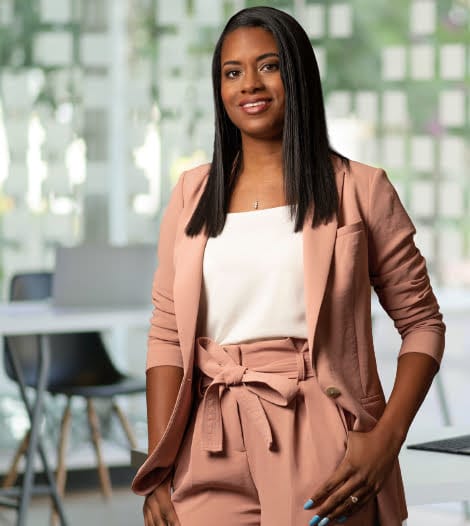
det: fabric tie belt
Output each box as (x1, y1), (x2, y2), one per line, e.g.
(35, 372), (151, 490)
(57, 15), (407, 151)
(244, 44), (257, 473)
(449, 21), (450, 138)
(195, 336), (313, 453)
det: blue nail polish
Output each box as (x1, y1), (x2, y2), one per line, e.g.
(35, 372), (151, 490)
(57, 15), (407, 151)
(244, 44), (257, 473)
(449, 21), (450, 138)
(319, 518), (330, 526)
(309, 516), (321, 526)
(336, 517), (348, 524)
(304, 499), (315, 510)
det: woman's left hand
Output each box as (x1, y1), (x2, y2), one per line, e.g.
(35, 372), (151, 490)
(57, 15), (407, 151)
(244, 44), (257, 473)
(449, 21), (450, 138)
(304, 427), (402, 524)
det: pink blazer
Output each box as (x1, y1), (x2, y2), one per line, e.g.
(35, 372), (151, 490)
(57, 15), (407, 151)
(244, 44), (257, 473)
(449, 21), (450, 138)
(132, 159), (445, 526)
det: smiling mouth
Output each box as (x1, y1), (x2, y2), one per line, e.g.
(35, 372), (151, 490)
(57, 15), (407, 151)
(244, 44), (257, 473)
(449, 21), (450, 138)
(240, 99), (272, 114)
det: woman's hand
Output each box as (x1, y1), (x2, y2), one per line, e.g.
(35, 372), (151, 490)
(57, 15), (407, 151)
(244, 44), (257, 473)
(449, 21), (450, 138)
(304, 427), (402, 524)
(143, 476), (181, 526)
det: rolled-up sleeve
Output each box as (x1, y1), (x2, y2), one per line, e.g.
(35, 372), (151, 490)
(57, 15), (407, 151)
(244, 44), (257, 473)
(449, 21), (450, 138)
(146, 172), (185, 370)
(367, 169), (445, 367)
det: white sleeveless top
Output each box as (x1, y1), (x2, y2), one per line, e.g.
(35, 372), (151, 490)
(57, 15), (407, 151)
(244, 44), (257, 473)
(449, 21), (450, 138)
(197, 205), (308, 345)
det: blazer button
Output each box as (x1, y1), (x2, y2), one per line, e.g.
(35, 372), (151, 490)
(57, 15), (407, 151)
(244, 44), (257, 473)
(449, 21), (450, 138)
(325, 386), (341, 398)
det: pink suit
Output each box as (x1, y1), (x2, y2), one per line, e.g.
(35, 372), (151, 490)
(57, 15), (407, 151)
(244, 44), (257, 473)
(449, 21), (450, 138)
(131, 159), (445, 526)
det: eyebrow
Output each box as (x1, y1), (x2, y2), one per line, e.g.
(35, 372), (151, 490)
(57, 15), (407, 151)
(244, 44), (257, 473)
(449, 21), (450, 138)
(222, 52), (279, 67)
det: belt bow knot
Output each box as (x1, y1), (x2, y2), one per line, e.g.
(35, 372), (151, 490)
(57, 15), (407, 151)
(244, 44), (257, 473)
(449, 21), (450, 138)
(217, 363), (247, 386)
(196, 338), (300, 453)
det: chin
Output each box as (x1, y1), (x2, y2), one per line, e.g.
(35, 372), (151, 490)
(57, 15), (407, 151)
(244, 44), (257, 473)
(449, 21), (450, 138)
(241, 125), (283, 141)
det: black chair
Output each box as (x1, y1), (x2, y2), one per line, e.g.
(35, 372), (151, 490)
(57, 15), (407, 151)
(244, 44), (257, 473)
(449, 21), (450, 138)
(2, 272), (146, 505)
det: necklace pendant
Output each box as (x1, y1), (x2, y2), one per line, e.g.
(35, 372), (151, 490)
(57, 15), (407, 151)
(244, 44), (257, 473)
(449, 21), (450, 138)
(253, 200), (259, 209)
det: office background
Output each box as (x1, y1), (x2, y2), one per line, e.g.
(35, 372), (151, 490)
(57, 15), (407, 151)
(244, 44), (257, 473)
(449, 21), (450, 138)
(0, 0), (469, 523)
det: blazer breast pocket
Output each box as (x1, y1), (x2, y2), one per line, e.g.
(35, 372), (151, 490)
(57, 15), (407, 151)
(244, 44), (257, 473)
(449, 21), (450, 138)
(336, 220), (365, 238)
(332, 219), (368, 295)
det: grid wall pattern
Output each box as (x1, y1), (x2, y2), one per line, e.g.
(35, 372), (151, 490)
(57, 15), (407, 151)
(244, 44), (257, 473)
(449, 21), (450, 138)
(0, 0), (469, 289)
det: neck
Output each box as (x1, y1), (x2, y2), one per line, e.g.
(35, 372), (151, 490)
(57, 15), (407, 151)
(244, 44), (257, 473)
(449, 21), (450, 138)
(239, 136), (283, 181)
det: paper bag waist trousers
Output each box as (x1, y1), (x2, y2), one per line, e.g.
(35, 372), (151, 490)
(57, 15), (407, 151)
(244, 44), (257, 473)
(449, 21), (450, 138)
(170, 336), (378, 526)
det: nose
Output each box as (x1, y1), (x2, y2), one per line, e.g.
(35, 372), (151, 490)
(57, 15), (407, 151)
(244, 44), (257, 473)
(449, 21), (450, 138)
(241, 67), (264, 93)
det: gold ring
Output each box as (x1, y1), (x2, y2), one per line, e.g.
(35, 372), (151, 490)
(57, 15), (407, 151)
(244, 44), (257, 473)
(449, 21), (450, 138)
(350, 495), (359, 504)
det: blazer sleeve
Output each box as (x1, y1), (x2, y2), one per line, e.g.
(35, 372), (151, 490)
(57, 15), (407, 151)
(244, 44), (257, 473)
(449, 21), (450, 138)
(367, 168), (445, 367)
(146, 172), (185, 370)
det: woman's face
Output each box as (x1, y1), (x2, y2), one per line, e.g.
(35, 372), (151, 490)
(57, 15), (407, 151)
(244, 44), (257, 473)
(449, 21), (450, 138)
(220, 26), (285, 141)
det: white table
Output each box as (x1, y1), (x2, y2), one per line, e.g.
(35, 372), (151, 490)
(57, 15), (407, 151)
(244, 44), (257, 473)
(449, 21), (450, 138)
(401, 425), (470, 506)
(0, 300), (150, 335)
(0, 300), (150, 526)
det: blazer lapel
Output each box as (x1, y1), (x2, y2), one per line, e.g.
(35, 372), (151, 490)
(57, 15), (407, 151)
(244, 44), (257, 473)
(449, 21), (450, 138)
(174, 165), (345, 368)
(303, 167), (345, 357)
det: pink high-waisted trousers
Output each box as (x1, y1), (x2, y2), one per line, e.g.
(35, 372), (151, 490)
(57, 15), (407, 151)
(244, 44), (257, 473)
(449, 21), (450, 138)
(170, 336), (378, 525)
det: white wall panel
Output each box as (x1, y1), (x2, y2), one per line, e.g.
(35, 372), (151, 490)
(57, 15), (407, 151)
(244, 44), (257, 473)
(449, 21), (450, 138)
(34, 32), (73, 66)
(410, 44), (435, 80)
(329, 4), (352, 38)
(410, 0), (436, 35)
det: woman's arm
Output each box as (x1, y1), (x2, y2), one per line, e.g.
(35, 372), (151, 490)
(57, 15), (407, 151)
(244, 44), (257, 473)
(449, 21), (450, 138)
(137, 173), (187, 525)
(367, 167), (445, 446)
(146, 172), (186, 371)
(374, 352), (438, 450)
(144, 170), (186, 450)
(146, 365), (184, 452)
(304, 168), (445, 523)
(305, 354), (439, 524)
(143, 365), (183, 526)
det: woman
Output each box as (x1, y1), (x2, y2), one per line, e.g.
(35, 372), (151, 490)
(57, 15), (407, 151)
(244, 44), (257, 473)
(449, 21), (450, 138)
(132, 7), (445, 526)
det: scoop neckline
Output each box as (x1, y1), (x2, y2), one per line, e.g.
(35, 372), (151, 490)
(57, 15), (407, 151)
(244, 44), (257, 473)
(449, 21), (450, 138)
(226, 204), (290, 215)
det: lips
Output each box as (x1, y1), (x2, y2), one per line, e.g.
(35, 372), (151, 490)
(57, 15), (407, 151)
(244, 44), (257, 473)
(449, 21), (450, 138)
(239, 98), (272, 115)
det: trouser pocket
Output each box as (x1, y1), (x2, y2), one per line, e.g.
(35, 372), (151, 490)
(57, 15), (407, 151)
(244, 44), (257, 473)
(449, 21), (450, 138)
(336, 402), (356, 435)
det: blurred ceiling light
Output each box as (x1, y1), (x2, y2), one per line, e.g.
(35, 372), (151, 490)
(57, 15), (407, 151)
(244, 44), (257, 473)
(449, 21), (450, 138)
(55, 102), (74, 124)
(0, 102), (10, 187)
(66, 136), (87, 186)
(26, 113), (48, 213)
(27, 69), (45, 99)
(132, 108), (161, 215)
(49, 194), (76, 215)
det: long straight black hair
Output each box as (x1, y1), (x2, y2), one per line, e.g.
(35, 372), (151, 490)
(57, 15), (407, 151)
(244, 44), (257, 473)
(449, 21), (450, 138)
(185, 6), (349, 237)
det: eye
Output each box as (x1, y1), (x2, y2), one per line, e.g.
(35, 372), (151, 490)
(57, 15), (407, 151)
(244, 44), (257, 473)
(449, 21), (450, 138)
(261, 62), (280, 72)
(224, 69), (241, 79)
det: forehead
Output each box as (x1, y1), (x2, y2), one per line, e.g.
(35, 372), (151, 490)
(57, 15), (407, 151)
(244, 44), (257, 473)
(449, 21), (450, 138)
(221, 26), (278, 61)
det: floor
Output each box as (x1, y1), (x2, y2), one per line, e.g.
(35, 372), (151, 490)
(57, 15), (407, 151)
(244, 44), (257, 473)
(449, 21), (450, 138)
(0, 487), (143, 526)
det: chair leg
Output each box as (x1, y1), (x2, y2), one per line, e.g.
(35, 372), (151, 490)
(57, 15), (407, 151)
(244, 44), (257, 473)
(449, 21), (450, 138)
(86, 399), (112, 498)
(112, 400), (137, 449)
(1, 430), (30, 489)
(51, 397), (72, 526)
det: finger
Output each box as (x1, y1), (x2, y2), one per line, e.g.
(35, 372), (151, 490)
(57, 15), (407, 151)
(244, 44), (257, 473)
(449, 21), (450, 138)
(159, 500), (181, 526)
(143, 497), (153, 526)
(146, 494), (165, 526)
(332, 486), (373, 522)
(309, 480), (373, 524)
(151, 490), (182, 526)
(306, 459), (355, 506)
(150, 485), (180, 526)
(165, 508), (181, 526)
(144, 505), (157, 526)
